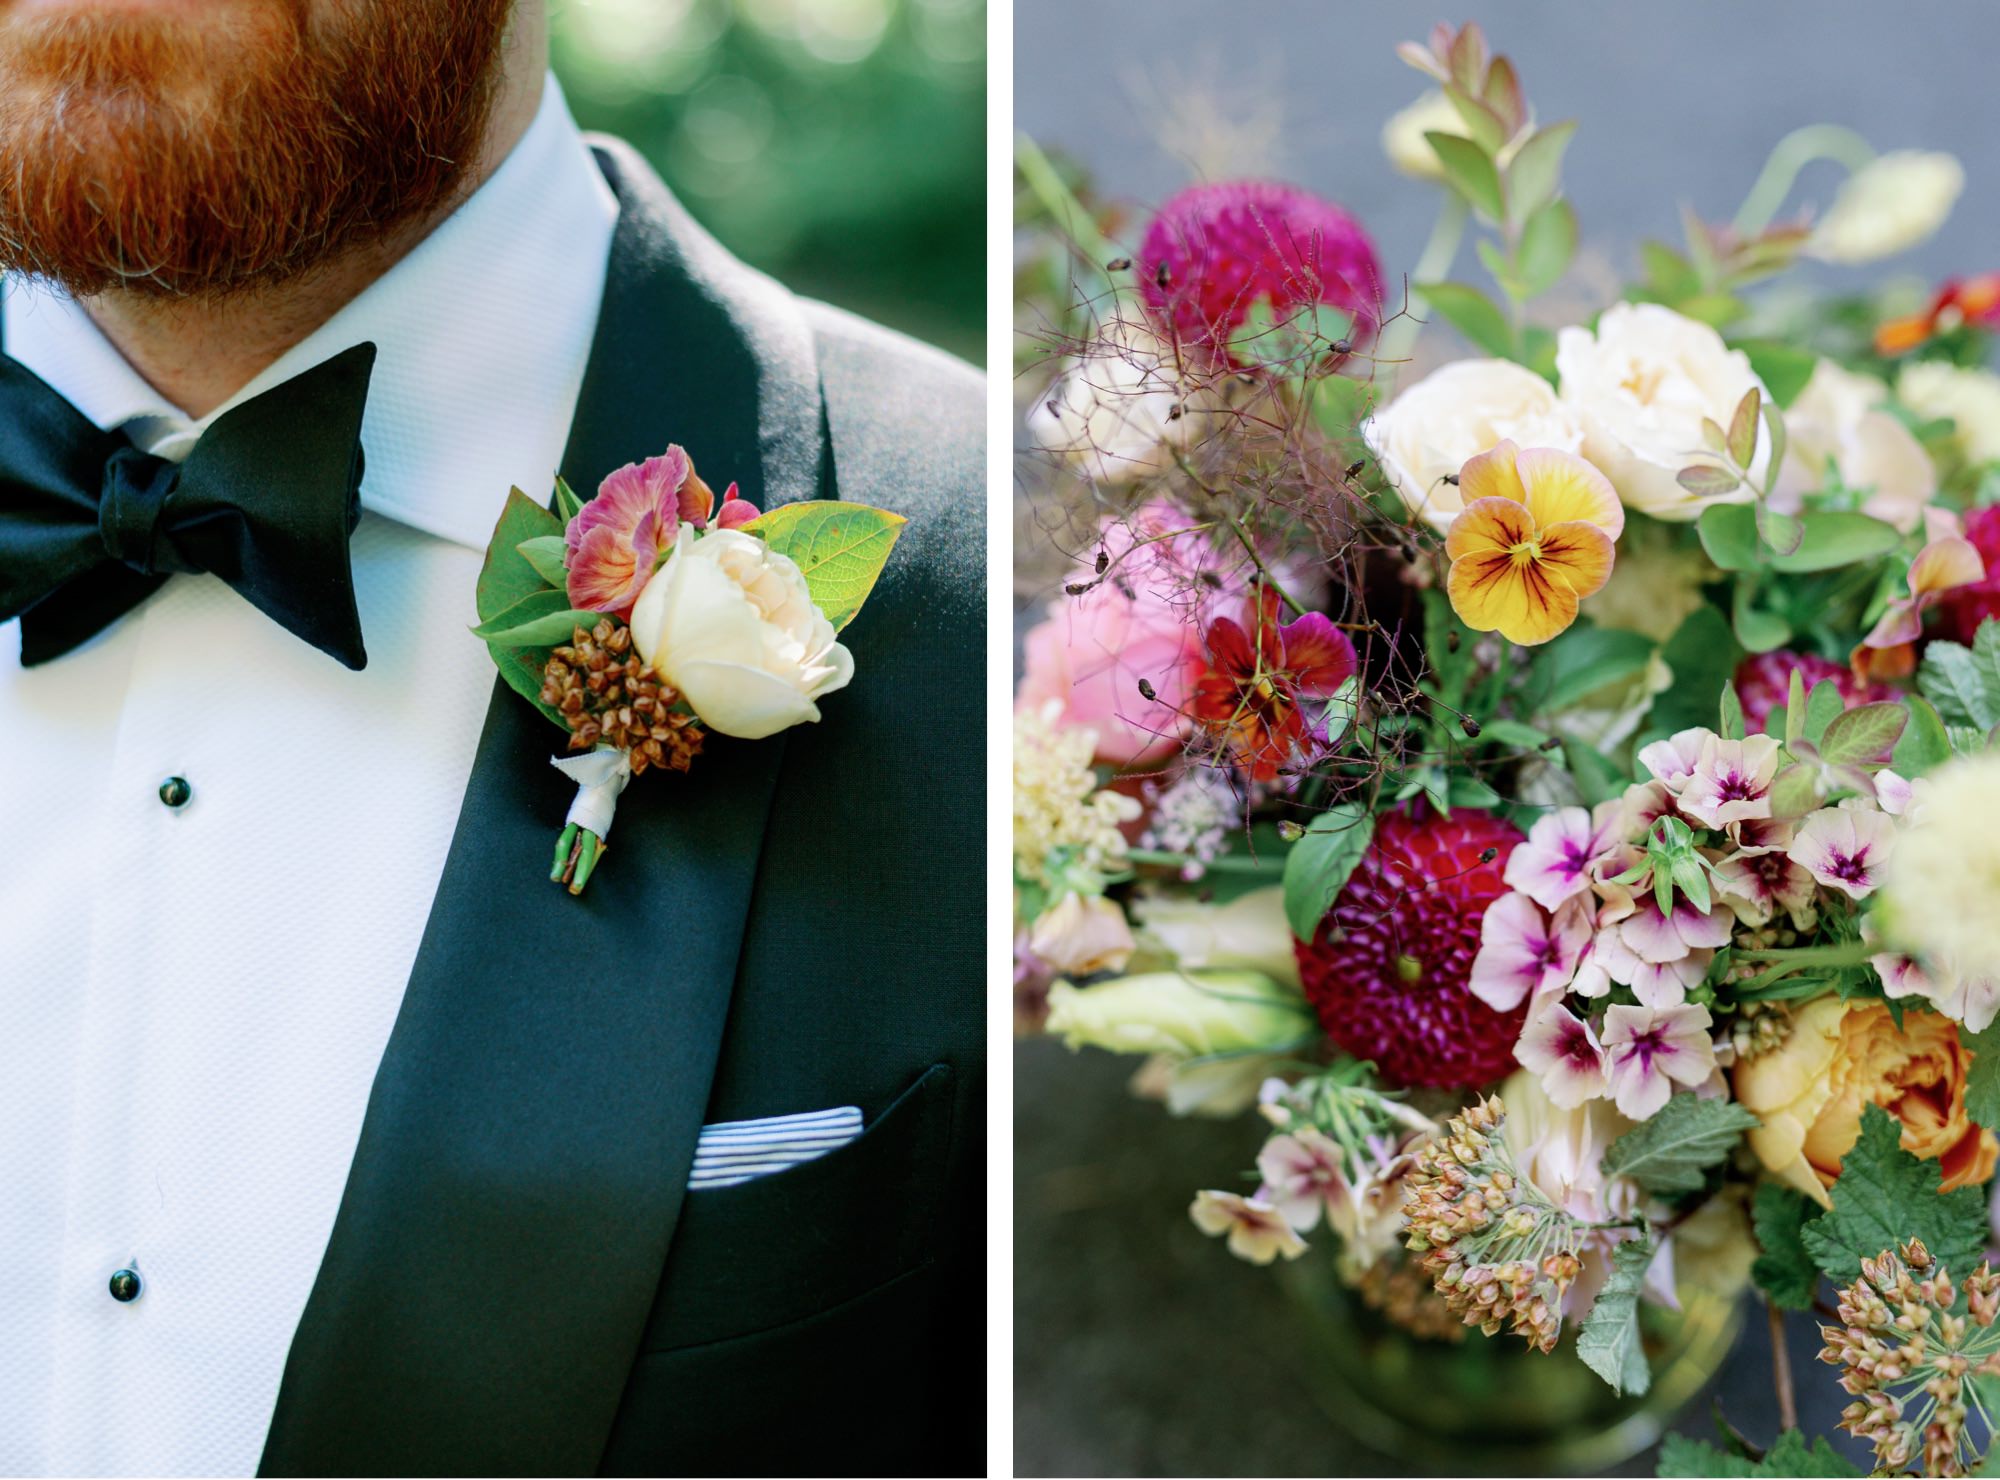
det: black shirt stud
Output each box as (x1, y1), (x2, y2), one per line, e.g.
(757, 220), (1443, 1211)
(158, 777), (192, 809)
(109, 1267), (142, 1303)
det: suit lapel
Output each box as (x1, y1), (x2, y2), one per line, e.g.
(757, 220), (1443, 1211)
(259, 139), (824, 1477)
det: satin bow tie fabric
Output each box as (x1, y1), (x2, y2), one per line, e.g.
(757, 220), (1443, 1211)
(0, 340), (378, 670)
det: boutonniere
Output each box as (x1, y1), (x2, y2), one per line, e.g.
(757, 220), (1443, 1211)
(472, 446), (905, 894)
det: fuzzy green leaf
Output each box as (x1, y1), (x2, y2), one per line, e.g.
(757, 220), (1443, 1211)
(1818, 702), (1907, 767)
(1777, 511), (1903, 573)
(1797, 1103), (1990, 1284)
(1698, 503), (1761, 571)
(1282, 806), (1374, 941)
(1751, 1182), (1821, 1310)
(1719, 681), (1746, 740)
(476, 487), (564, 625)
(1505, 120), (1575, 224)
(1656, 1430), (1862, 1478)
(1727, 387), (1763, 470)
(553, 475), (584, 525)
(1516, 198), (1577, 297)
(1967, 1023), (2000, 1133)
(1678, 464), (1742, 499)
(1919, 639), (1998, 730)
(469, 590), (599, 646)
(1602, 1095), (1760, 1195)
(1893, 695), (1953, 777)
(1802, 680), (1844, 746)
(1426, 131), (1505, 219)
(1414, 280), (1515, 359)
(1576, 1233), (1655, 1396)
(745, 500), (907, 631)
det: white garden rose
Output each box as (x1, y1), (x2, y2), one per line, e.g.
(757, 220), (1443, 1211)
(629, 524), (854, 740)
(1898, 360), (2000, 466)
(1778, 359), (1935, 531)
(1362, 358), (1587, 531)
(1809, 150), (1963, 265)
(1555, 302), (1769, 520)
(1025, 317), (1191, 485)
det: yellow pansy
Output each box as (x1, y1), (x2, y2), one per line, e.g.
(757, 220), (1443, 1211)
(1444, 440), (1624, 646)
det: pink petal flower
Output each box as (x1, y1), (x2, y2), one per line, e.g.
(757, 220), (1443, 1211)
(1618, 895), (1733, 964)
(1505, 806), (1611, 911)
(564, 446), (700, 616)
(1188, 1189), (1308, 1264)
(1470, 893), (1590, 1010)
(1255, 1127), (1350, 1233)
(1713, 849), (1818, 930)
(1792, 805), (1896, 899)
(1637, 728), (1712, 793)
(1678, 734), (1782, 830)
(1600, 1003), (1716, 1120)
(1514, 1002), (1608, 1108)
(1628, 951), (1712, 1011)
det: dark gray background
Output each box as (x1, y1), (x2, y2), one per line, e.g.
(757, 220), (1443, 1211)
(1013, 2), (1996, 1474)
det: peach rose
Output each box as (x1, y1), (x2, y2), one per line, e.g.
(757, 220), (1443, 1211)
(1733, 995), (1997, 1206)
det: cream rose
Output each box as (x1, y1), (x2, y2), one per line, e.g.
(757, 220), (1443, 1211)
(1809, 150), (1964, 265)
(629, 524), (854, 740)
(1898, 360), (2000, 467)
(1778, 359), (1936, 531)
(1024, 318), (1192, 485)
(1362, 358), (1587, 531)
(1555, 302), (1770, 520)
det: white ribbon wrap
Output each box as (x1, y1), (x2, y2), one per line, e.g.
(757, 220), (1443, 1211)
(550, 747), (633, 839)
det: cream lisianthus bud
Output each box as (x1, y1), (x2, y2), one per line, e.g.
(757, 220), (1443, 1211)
(1362, 358), (1588, 531)
(1555, 303), (1769, 520)
(629, 525), (853, 740)
(1131, 885), (1301, 989)
(1028, 892), (1136, 978)
(1044, 968), (1312, 1059)
(1810, 150), (1964, 265)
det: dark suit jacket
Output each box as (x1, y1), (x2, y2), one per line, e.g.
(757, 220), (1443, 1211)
(253, 139), (985, 1477)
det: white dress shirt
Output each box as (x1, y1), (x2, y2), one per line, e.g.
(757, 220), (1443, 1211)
(0, 75), (617, 1477)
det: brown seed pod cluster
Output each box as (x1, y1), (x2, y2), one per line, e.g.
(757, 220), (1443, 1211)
(540, 620), (704, 777)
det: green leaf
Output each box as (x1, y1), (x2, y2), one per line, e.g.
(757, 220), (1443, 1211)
(1755, 502), (1805, 560)
(1778, 512), (1903, 573)
(1562, 737), (1628, 808)
(1727, 387), (1763, 469)
(1505, 120), (1576, 224)
(1442, 83), (1508, 155)
(1650, 607), (1744, 737)
(1601, 1095), (1761, 1195)
(1414, 280), (1516, 359)
(516, 534), (570, 590)
(553, 475), (584, 525)
(1641, 240), (1700, 299)
(1797, 1103), (1991, 1284)
(1576, 1233), (1655, 1396)
(1719, 681), (1746, 740)
(1515, 199), (1577, 298)
(1535, 621), (1658, 711)
(1698, 503), (1762, 571)
(1751, 1182), (1822, 1310)
(477, 487), (565, 625)
(1967, 1023), (2000, 1133)
(1736, 341), (1821, 409)
(469, 590), (600, 646)
(1678, 464), (1742, 499)
(1657, 1430), (1862, 1478)
(1425, 130), (1505, 220)
(1893, 695), (1952, 777)
(1282, 806), (1375, 941)
(1919, 638), (1998, 730)
(1761, 401), (1790, 485)
(1818, 702), (1907, 766)
(1731, 582), (1792, 654)
(1308, 373), (1374, 440)
(1802, 680), (1843, 746)
(744, 500), (908, 631)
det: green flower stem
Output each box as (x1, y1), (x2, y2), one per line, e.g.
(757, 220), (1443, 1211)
(551, 824), (608, 896)
(1376, 193), (1470, 395)
(1124, 847), (1286, 877)
(1015, 132), (1124, 299)
(550, 823), (579, 883)
(1730, 939), (1875, 967)
(1732, 124), (1877, 238)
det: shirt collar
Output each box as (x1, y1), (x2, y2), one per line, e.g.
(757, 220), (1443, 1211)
(1, 73), (619, 552)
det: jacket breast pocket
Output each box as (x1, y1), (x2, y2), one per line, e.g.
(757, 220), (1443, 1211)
(637, 1061), (955, 1354)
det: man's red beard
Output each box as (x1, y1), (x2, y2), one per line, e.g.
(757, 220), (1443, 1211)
(0, 0), (516, 300)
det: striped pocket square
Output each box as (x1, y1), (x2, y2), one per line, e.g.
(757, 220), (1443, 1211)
(687, 1105), (864, 1190)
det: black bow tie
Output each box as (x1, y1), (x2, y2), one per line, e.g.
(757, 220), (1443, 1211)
(0, 340), (377, 670)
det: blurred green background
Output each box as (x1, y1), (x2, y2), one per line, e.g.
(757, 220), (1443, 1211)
(549, 0), (984, 364)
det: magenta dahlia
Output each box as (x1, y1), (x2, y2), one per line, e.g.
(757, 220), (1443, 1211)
(1937, 505), (2000, 645)
(1294, 806), (1525, 1089)
(1731, 650), (1890, 735)
(1137, 180), (1382, 368)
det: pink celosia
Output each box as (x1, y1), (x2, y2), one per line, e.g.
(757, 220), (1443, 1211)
(1514, 1002), (1608, 1108)
(1678, 734), (1782, 830)
(565, 446), (756, 616)
(1504, 806), (1613, 912)
(1600, 1003), (1717, 1120)
(1791, 804), (1896, 899)
(1138, 180), (1383, 368)
(1469, 894), (1591, 1010)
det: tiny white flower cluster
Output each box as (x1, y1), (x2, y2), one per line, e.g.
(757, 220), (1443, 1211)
(1012, 701), (1140, 891)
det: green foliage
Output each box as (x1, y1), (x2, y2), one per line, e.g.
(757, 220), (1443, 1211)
(746, 500), (907, 630)
(1426, 131), (1505, 220)
(1576, 1232), (1655, 1396)
(1524, 619), (1657, 712)
(1750, 1182), (1821, 1310)
(1649, 607), (1742, 738)
(470, 590), (601, 646)
(1504, 121), (1576, 225)
(1697, 505), (1901, 574)
(1893, 695), (1953, 776)
(1282, 806), (1375, 941)
(1966, 1022), (2000, 1133)
(1797, 1104), (1990, 1284)
(1600, 1095), (1760, 1195)
(1918, 618), (2000, 730)
(1735, 341), (1821, 408)
(476, 488), (569, 729)
(516, 534), (571, 590)
(1414, 280), (1516, 359)
(1657, 1431), (1862, 1478)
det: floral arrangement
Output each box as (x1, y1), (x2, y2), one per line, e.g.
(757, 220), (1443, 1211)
(475, 446), (902, 892)
(1016, 20), (2000, 1475)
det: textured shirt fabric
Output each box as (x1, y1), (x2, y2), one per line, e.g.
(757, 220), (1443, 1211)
(0, 74), (616, 1478)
